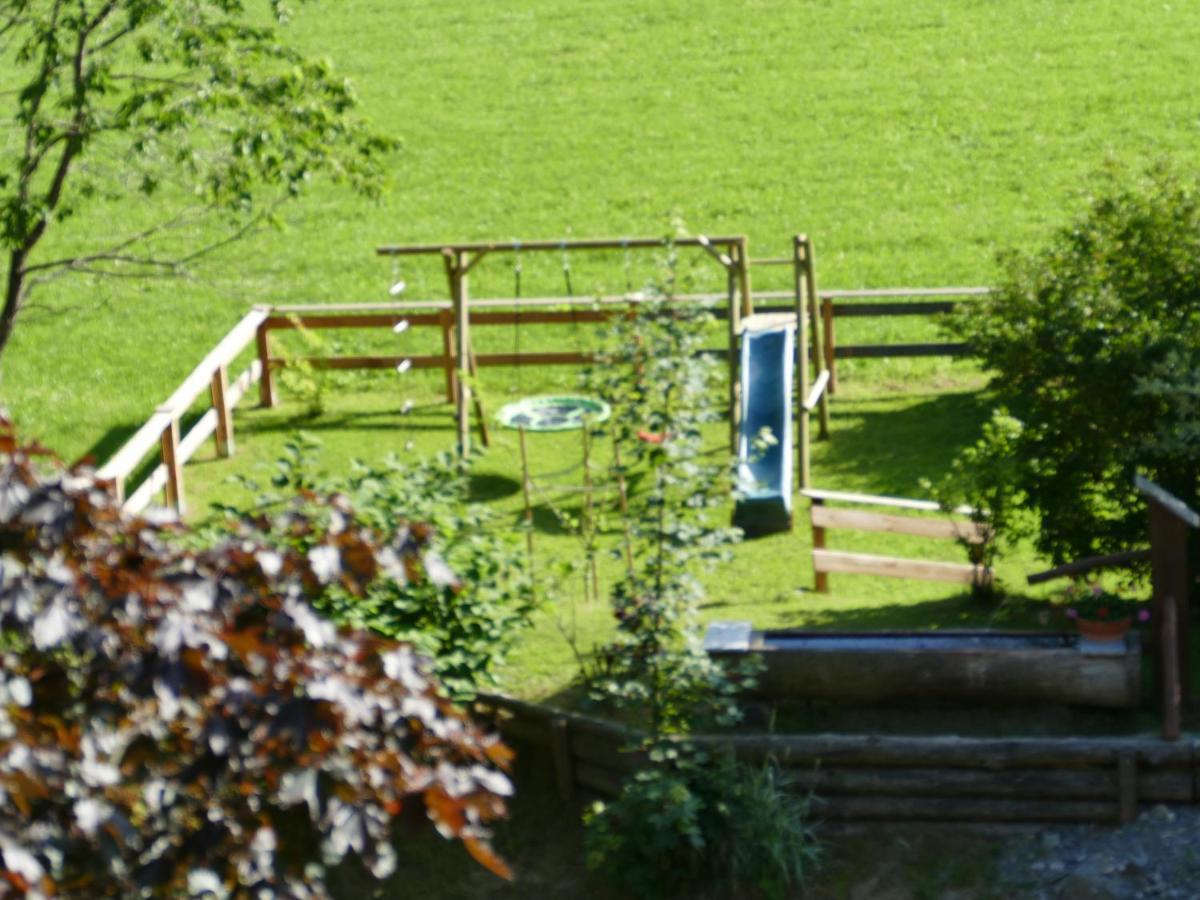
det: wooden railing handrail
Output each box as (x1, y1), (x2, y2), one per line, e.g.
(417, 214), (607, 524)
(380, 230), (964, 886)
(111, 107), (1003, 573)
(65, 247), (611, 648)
(97, 306), (268, 483)
(802, 487), (974, 517)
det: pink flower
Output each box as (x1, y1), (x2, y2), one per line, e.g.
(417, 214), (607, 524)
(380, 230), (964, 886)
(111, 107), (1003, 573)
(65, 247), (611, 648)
(1138, 609), (1151, 623)
(1065, 608), (1078, 620)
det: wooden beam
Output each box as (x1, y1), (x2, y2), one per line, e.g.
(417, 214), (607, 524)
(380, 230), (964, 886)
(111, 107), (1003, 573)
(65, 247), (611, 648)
(821, 296), (837, 393)
(831, 301), (957, 317)
(811, 504), (986, 543)
(159, 412), (184, 515)
(794, 237), (810, 490)
(376, 235), (747, 256)
(835, 342), (971, 359)
(1026, 549), (1151, 585)
(803, 370), (830, 413)
(812, 549), (989, 586)
(256, 320), (276, 408)
(210, 365), (234, 458)
(803, 487), (974, 515)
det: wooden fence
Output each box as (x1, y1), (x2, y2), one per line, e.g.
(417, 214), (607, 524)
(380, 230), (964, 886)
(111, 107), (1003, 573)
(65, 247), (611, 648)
(802, 487), (988, 593)
(475, 693), (1198, 824)
(95, 306), (269, 515)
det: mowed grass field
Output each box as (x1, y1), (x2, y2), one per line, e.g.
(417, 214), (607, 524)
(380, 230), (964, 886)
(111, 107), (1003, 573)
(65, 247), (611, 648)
(5, 0), (1200, 458)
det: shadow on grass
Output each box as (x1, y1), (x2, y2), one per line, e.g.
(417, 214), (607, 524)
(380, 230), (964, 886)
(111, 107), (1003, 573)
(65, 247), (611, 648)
(816, 390), (994, 496)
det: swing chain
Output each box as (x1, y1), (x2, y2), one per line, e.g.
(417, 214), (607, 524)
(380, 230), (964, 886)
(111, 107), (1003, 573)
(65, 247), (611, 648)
(560, 240), (574, 297)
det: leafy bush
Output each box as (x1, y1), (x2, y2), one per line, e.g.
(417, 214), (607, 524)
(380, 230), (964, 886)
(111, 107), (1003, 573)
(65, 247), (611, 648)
(951, 162), (1200, 565)
(0, 423), (514, 896)
(584, 746), (820, 899)
(221, 439), (534, 699)
(584, 280), (749, 734)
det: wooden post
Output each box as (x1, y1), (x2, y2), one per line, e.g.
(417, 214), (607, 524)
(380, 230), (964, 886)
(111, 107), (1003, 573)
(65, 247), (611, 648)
(794, 237), (811, 490)
(467, 344), (491, 448)
(822, 295), (837, 395)
(812, 496), (829, 593)
(159, 410), (184, 515)
(439, 308), (456, 403)
(256, 321), (276, 408)
(518, 426), (535, 602)
(1148, 498), (1190, 738)
(737, 238), (753, 317)
(550, 718), (575, 802)
(799, 235), (830, 437)
(1117, 753), (1137, 824)
(581, 420), (599, 603)
(728, 262), (741, 453)
(450, 251), (471, 456)
(210, 364), (234, 458)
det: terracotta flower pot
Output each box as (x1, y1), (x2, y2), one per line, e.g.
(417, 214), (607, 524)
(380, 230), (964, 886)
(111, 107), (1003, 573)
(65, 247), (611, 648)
(1075, 616), (1133, 642)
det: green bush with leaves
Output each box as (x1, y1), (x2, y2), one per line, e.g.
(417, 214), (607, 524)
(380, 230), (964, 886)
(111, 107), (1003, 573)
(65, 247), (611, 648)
(220, 439), (534, 698)
(583, 280), (747, 734)
(951, 161), (1200, 566)
(584, 746), (820, 900)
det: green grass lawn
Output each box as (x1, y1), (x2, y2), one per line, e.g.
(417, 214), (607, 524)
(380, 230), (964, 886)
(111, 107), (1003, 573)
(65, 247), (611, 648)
(6, 0), (1200, 458)
(179, 352), (1070, 704)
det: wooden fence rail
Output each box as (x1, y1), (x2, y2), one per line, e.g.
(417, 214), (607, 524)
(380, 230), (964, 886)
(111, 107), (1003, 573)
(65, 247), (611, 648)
(95, 306), (269, 515)
(474, 693), (1195, 824)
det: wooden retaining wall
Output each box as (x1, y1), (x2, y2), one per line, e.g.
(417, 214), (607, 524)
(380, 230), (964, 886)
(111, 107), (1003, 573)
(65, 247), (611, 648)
(474, 694), (1199, 825)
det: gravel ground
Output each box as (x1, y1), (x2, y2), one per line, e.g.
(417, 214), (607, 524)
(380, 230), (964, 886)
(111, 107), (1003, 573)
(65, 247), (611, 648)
(996, 805), (1200, 899)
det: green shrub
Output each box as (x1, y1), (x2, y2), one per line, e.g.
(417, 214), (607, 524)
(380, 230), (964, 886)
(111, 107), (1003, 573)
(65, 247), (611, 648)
(951, 161), (1200, 566)
(219, 439), (534, 698)
(584, 746), (820, 899)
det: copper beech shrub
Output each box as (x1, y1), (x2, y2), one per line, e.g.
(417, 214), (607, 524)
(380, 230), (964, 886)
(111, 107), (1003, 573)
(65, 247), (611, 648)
(0, 421), (513, 897)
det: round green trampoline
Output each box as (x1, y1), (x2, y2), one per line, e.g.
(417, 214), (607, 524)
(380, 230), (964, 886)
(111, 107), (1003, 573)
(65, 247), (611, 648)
(496, 395), (611, 432)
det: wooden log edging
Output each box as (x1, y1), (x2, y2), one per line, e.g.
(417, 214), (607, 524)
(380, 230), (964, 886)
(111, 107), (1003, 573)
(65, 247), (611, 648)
(474, 693), (1198, 824)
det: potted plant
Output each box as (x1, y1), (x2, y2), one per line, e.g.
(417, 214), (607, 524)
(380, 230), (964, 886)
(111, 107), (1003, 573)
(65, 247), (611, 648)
(1058, 581), (1150, 642)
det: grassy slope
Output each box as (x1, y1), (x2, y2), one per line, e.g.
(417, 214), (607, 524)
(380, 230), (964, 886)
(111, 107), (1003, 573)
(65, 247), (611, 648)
(5, 0), (1200, 457)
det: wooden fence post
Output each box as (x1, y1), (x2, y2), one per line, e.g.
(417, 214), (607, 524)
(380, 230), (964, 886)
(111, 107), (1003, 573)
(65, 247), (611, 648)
(551, 718), (575, 802)
(727, 261), (741, 454)
(1144, 487), (1195, 740)
(812, 497), (829, 593)
(1117, 752), (1138, 823)
(159, 410), (184, 515)
(822, 296), (837, 395)
(211, 364), (234, 458)
(794, 237), (811, 490)
(439, 308), (457, 403)
(256, 321), (276, 408)
(799, 236), (830, 438)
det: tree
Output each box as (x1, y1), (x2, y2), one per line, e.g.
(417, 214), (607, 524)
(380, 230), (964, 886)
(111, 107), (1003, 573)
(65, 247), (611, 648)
(951, 162), (1200, 568)
(0, 417), (515, 895)
(0, 0), (394, 358)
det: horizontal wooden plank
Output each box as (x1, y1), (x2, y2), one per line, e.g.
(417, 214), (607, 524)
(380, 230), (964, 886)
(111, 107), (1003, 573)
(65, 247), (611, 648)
(815, 795), (1116, 823)
(811, 504), (986, 544)
(1027, 549), (1152, 585)
(831, 301), (956, 317)
(803, 370), (830, 412)
(376, 235), (746, 256)
(268, 309), (615, 329)
(803, 487), (969, 514)
(812, 549), (989, 585)
(835, 342), (970, 358)
(685, 734), (1196, 769)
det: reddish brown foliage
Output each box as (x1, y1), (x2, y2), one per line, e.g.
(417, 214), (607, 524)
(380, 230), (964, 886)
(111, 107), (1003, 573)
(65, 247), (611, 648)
(0, 419), (512, 897)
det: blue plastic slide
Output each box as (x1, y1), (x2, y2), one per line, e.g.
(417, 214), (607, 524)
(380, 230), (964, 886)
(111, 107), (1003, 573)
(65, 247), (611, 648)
(732, 323), (795, 536)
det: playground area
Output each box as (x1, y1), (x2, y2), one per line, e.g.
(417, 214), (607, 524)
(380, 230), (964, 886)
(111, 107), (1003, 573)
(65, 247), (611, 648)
(93, 231), (1196, 753)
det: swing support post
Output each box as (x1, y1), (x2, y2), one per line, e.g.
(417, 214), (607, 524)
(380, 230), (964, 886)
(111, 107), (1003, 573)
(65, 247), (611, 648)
(518, 426), (536, 602)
